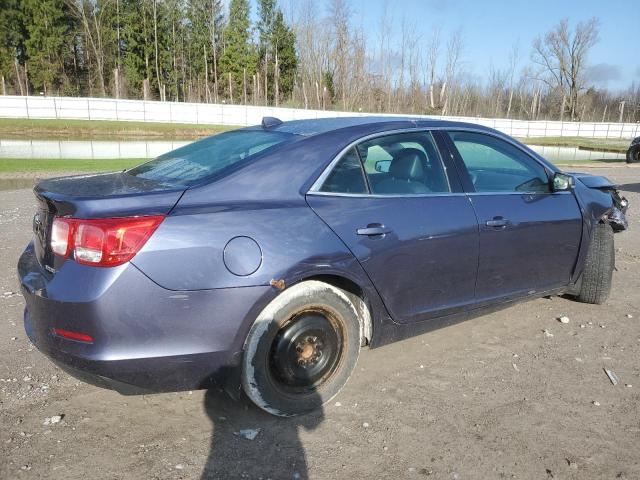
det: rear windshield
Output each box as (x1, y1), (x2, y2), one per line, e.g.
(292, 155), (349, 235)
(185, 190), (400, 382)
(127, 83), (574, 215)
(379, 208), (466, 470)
(127, 129), (295, 185)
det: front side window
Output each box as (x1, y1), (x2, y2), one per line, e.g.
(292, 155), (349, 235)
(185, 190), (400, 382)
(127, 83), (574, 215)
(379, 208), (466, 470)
(127, 129), (295, 186)
(447, 131), (550, 193)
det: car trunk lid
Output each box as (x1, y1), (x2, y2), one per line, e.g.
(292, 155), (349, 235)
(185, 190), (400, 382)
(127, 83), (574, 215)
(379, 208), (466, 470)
(32, 171), (185, 271)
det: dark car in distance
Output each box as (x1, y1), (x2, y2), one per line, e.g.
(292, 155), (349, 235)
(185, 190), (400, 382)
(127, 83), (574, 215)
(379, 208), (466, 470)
(627, 136), (640, 163)
(18, 116), (629, 416)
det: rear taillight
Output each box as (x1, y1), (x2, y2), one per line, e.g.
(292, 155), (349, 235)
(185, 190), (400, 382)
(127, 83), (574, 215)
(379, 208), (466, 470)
(50, 216), (164, 267)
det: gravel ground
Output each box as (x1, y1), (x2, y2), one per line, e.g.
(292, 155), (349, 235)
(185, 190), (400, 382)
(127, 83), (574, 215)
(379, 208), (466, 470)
(1, 167), (639, 480)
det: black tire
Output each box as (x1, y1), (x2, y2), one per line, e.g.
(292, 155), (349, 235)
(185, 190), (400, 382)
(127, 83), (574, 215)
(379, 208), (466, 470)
(627, 144), (640, 164)
(241, 280), (361, 417)
(575, 223), (614, 304)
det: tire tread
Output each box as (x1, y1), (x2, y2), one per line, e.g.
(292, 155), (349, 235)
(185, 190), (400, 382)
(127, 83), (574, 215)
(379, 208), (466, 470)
(577, 223), (614, 304)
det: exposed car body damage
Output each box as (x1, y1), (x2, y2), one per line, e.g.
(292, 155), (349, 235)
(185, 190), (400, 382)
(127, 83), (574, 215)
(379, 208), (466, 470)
(571, 172), (629, 231)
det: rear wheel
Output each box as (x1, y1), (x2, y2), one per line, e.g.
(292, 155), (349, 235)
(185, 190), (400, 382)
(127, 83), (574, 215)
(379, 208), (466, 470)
(575, 223), (614, 305)
(242, 281), (361, 416)
(627, 144), (640, 164)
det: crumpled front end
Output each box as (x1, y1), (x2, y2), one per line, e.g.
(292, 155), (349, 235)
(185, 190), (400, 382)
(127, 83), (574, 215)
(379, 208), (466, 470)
(608, 188), (629, 232)
(572, 172), (629, 232)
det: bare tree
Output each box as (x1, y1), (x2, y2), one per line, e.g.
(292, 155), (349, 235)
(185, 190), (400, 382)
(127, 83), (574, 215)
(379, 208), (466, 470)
(441, 29), (463, 115)
(292, 0), (331, 109)
(376, 0), (393, 111)
(152, 0), (165, 101)
(531, 18), (599, 120)
(66, 0), (109, 96)
(505, 44), (519, 118)
(328, 0), (352, 110)
(427, 27), (441, 110)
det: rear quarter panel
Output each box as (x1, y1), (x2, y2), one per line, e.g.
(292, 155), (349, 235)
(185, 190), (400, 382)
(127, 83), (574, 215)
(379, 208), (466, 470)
(132, 199), (372, 292)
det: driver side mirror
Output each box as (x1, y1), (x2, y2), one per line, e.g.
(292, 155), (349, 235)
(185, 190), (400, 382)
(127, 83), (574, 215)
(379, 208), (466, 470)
(552, 173), (574, 192)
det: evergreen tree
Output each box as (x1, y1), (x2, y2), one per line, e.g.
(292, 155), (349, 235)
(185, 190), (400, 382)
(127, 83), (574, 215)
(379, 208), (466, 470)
(23, 0), (73, 94)
(218, 0), (257, 102)
(0, 0), (26, 93)
(121, 0), (154, 97)
(256, 0), (297, 104)
(257, 0), (276, 63)
(96, 0), (123, 97)
(0, 0), (297, 103)
(165, 0), (186, 101)
(150, 0), (174, 100)
(187, 0), (224, 102)
(272, 9), (297, 100)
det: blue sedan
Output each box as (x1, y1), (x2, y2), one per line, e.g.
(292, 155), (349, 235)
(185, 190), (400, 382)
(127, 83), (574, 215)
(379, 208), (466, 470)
(18, 117), (628, 416)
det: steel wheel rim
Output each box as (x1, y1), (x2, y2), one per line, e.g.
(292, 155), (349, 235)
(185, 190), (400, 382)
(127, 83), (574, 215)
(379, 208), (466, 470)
(268, 310), (344, 392)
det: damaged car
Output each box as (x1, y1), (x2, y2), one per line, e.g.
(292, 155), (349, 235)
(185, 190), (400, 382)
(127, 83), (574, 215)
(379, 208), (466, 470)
(627, 136), (640, 163)
(18, 117), (629, 416)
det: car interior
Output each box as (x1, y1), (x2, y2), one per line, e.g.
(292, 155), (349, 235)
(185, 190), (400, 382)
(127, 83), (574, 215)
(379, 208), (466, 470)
(319, 130), (553, 195)
(358, 133), (451, 194)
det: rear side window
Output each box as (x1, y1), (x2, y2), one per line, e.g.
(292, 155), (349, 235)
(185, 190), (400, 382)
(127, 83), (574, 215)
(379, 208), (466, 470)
(357, 132), (451, 195)
(320, 148), (368, 194)
(127, 129), (295, 186)
(448, 131), (550, 193)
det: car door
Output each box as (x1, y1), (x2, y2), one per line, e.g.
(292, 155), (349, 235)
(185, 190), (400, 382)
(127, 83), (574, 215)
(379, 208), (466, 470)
(306, 130), (479, 324)
(442, 130), (583, 303)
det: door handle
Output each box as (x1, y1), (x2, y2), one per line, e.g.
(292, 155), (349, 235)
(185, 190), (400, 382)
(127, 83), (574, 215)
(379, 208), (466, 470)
(356, 224), (392, 236)
(485, 217), (509, 228)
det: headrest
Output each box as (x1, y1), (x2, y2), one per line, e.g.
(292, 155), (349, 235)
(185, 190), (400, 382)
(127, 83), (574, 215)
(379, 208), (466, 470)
(389, 148), (426, 181)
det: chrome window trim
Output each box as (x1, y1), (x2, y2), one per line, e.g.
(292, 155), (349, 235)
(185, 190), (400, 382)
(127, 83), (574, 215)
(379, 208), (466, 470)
(465, 190), (571, 196)
(308, 191), (468, 199)
(307, 190), (570, 199)
(307, 126), (557, 197)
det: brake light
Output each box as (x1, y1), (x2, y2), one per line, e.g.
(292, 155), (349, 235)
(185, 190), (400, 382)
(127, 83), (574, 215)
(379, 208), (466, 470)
(50, 216), (164, 267)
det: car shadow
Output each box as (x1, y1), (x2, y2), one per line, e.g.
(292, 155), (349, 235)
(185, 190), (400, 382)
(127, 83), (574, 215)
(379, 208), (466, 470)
(618, 183), (640, 193)
(200, 386), (323, 479)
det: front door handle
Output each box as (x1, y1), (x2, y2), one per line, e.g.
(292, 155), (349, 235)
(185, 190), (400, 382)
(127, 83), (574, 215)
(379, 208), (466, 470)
(485, 217), (509, 228)
(356, 223), (392, 236)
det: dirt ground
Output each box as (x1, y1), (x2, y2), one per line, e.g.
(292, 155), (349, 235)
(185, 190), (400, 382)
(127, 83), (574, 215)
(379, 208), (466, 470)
(1, 167), (639, 480)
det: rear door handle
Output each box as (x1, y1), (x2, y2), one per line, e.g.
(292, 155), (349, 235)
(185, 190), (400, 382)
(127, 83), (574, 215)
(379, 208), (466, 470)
(485, 217), (509, 228)
(357, 224), (392, 236)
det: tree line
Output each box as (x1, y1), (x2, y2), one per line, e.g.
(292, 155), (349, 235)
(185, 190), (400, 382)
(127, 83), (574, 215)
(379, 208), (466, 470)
(0, 0), (638, 123)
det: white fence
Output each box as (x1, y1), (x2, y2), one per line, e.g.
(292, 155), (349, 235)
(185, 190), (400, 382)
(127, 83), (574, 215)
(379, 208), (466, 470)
(0, 95), (638, 139)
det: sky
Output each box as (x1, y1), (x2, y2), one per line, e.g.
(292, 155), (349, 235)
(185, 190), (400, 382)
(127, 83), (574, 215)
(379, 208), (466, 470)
(284, 0), (640, 91)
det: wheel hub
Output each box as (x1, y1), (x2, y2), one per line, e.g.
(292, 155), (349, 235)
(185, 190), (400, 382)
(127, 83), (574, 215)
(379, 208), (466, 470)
(270, 312), (342, 389)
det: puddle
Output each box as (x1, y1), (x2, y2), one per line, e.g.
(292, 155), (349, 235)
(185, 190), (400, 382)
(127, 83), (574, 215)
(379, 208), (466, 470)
(0, 138), (191, 159)
(527, 145), (625, 162)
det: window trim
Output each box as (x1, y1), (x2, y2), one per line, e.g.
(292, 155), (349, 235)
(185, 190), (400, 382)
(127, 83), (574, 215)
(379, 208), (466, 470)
(308, 127), (559, 198)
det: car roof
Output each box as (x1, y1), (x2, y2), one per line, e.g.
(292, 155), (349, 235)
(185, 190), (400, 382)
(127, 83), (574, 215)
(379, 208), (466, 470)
(183, 115), (557, 203)
(246, 116), (495, 137)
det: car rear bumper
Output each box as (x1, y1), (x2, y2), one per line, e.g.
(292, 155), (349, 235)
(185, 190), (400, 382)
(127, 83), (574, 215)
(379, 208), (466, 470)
(18, 241), (273, 394)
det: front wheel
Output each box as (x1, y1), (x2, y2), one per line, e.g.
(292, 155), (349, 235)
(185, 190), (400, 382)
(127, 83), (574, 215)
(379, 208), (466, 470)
(241, 281), (361, 416)
(574, 223), (615, 305)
